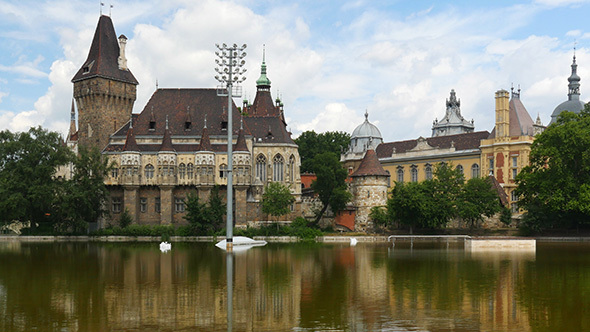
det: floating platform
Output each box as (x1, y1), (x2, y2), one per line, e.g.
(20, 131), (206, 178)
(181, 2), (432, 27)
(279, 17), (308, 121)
(465, 237), (536, 251)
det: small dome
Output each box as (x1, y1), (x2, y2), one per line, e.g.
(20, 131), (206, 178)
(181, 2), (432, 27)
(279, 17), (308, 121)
(550, 99), (585, 123)
(347, 111), (383, 155)
(351, 111), (382, 139)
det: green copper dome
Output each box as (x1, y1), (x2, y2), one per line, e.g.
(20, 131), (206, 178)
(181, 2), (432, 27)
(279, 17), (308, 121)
(256, 61), (271, 87)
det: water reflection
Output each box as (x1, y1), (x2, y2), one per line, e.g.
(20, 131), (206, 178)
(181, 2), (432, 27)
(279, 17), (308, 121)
(0, 241), (589, 331)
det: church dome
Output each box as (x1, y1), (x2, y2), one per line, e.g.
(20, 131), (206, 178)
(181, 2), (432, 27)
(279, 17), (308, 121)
(347, 111), (383, 155)
(550, 54), (586, 124)
(352, 111), (382, 139)
(551, 99), (585, 121)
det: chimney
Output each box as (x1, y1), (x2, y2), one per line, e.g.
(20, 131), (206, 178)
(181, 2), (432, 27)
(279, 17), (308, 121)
(118, 34), (128, 70)
(495, 90), (510, 138)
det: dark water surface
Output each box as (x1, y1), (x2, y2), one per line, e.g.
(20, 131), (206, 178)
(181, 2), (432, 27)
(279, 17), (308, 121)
(0, 241), (589, 332)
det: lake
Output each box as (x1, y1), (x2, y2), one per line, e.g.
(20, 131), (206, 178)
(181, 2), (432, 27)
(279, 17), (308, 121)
(0, 240), (589, 331)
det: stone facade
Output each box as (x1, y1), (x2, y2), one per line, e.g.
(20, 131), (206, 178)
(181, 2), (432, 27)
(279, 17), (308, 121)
(68, 15), (301, 227)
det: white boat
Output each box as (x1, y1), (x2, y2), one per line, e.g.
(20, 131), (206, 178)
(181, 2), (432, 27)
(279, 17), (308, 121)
(215, 236), (267, 251)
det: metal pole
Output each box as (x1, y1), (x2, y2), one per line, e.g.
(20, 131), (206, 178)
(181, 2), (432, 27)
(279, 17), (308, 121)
(226, 50), (234, 252)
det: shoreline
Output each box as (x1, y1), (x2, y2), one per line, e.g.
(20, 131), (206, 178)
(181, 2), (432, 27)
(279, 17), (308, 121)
(2, 235), (590, 243)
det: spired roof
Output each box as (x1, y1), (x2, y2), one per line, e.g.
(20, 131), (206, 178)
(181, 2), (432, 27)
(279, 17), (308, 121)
(197, 121), (212, 152)
(351, 149), (389, 177)
(122, 122), (139, 152)
(234, 122), (249, 152)
(489, 89), (535, 138)
(376, 131), (490, 158)
(72, 15), (138, 85)
(159, 117), (175, 152)
(551, 55), (586, 124)
(246, 55), (282, 118)
(432, 89), (475, 137)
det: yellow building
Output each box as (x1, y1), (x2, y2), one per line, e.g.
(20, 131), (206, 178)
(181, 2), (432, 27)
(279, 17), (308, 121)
(480, 89), (544, 213)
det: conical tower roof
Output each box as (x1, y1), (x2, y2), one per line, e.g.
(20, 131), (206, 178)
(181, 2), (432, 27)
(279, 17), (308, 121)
(197, 116), (212, 152)
(123, 120), (139, 152)
(234, 119), (249, 152)
(159, 116), (175, 152)
(71, 15), (138, 85)
(351, 149), (389, 177)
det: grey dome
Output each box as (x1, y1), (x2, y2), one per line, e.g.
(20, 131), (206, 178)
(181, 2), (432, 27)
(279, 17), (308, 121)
(551, 99), (585, 123)
(348, 111), (383, 154)
(550, 55), (586, 124)
(352, 119), (382, 139)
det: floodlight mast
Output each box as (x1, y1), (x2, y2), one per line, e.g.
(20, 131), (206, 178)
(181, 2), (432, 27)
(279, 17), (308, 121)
(215, 43), (247, 252)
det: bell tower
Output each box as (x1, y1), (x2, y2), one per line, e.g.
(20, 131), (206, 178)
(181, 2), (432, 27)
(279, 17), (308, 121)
(72, 15), (138, 150)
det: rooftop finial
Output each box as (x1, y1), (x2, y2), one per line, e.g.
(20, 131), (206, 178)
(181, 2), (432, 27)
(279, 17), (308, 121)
(240, 114), (244, 130)
(256, 45), (271, 88)
(109, 3), (113, 17)
(165, 115), (169, 130)
(129, 113), (133, 129)
(204, 114), (207, 129)
(156, 79), (158, 90)
(364, 109), (369, 121)
(100, 1), (104, 15)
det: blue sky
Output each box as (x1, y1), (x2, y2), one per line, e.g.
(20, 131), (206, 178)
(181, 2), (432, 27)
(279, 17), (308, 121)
(1, 0), (590, 141)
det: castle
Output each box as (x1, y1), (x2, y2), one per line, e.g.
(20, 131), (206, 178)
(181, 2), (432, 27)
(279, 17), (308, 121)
(66, 15), (585, 232)
(67, 15), (301, 227)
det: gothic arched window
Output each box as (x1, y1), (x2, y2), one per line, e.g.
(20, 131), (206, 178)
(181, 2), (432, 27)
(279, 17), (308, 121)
(256, 154), (267, 181)
(145, 164), (155, 179)
(178, 163), (186, 179)
(273, 154), (284, 182)
(187, 163), (194, 179)
(289, 154), (296, 182)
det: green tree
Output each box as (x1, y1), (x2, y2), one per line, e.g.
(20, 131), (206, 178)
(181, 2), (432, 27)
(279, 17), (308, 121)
(457, 177), (502, 227)
(53, 146), (112, 233)
(183, 186), (226, 235)
(388, 181), (426, 233)
(420, 163), (464, 228)
(295, 131), (351, 173)
(516, 107), (590, 231)
(310, 152), (352, 225)
(262, 182), (295, 222)
(0, 127), (71, 228)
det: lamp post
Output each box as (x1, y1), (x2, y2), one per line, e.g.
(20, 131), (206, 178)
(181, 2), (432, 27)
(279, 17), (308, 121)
(215, 43), (247, 251)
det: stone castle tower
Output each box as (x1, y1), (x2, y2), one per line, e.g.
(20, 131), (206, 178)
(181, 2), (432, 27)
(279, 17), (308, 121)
(71, 15), (138, 150)
(350, 149), (389, 231)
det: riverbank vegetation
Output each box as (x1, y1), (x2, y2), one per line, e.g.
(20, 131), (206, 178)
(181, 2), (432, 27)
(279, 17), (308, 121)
(371, 163), (506, 233)
(516, 107), (590, 233)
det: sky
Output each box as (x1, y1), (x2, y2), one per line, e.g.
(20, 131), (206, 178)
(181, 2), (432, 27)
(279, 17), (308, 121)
(1, 0), (590, 142)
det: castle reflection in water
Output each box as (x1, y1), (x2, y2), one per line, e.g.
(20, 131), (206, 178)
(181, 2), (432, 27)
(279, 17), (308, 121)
(1, 241), (585, 332)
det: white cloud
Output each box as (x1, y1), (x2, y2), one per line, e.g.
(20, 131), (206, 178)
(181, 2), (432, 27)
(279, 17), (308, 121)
(293, 103), (364, 134)
(0, 92), (8, 103)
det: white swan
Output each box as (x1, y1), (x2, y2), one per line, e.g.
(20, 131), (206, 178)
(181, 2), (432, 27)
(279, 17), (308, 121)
(350, 237), (358, 246)
(160, 241), (172, 253)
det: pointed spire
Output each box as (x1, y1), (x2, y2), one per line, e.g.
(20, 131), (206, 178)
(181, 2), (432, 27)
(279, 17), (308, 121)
(123, 123), (139, 152)
(568, 52), (581, 100)
(256, 44), (271, 89)
(159, 115), (175, 152)
(197, 119), (212, 152)
(69, 99), (77, 139)
(234, 123), (249, 152)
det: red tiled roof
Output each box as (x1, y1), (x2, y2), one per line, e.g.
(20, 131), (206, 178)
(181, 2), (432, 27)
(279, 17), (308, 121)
(376, 131), (490, 159)
(71, 15), (138, 85)
(351, 149), (390, 177)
